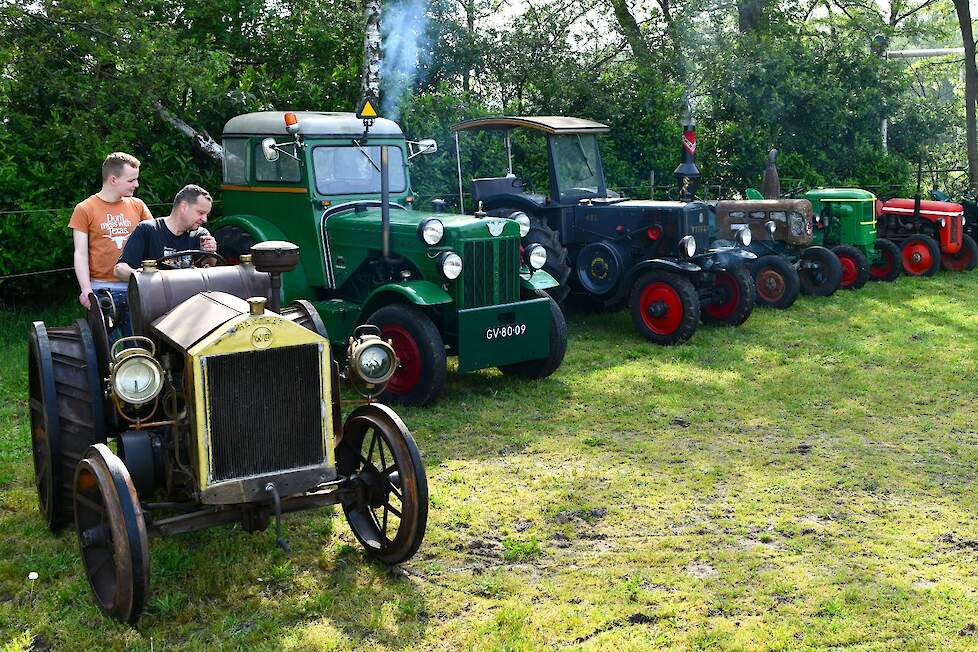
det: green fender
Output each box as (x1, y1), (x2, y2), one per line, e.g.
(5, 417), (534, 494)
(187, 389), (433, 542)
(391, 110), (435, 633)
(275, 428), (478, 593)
(360, 280), (454, 319)
(212, 214), (314, 300)
(520, 269), (559, 291)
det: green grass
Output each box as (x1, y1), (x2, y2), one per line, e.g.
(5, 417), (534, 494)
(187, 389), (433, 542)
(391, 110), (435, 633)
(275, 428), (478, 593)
(3, 273), (978, 650)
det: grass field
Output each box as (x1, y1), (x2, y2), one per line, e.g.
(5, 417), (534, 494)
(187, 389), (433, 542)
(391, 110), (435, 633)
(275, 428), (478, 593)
(2, 273), (978, 651)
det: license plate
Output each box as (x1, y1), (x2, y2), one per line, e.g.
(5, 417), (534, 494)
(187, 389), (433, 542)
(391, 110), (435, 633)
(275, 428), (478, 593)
(486, 323), (527, 341)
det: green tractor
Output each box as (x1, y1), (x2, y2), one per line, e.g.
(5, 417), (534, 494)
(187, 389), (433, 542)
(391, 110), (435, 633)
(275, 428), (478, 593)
(803, 188), (902, 284)
(212, 110), (567, 406)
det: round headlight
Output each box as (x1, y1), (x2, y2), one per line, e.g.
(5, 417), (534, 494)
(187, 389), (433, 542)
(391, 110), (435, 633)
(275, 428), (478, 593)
(737, 226), (752, 247)
(526, 243), (547, 270)
(356, 342), (396, 385)
(511, 211), (531, 237)
(418, 219), (444, 246)
(438, 251), (463, 280)
(112, 353), (163, 405)
(939, 217), (947, 228)
(680, 235), (697, 258)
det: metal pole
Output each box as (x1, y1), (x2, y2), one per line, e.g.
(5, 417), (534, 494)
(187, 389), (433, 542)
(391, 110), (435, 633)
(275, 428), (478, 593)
(650, 171), (655, 199)
(381, 145), (390, 260)
(506, 131), (513, 176)
(455, 131), (465, 214)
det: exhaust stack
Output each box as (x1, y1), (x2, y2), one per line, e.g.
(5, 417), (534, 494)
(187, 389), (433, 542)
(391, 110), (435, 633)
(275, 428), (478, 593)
(761, 149), (780, 199)
(673, 98), (700, 201)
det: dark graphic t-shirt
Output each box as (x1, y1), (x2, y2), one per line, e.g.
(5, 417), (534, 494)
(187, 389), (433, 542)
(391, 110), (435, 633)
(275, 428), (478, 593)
(118, 218), (210, 269)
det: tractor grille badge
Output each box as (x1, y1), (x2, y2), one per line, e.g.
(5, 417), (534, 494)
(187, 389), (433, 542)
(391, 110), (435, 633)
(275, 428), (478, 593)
(486, 219), (506, 237)
(252, 326), (273, 349)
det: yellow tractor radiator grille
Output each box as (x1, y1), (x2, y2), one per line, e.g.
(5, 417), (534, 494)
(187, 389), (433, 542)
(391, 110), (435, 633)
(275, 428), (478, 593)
(461, 238), (520, 308)
(204, 343), (325, 482)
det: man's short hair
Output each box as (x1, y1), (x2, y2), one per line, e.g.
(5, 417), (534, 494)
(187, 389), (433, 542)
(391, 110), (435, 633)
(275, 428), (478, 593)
(172, 184), (212, 212)
(101, 152), (140, 182)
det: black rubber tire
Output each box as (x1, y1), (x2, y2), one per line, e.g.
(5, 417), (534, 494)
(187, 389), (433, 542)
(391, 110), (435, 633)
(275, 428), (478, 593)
(336, 404), (428, 564)
(798, 246), (842, 296)
(28, 320), (108, 532)
(498, 290), (568, 378)
(366, 304), (446, 407)
(213, 225), (256, 265)
(901, 234), (941, 277)
(629, 271), (700, 345)
(74, 444), (150, 624)
(941, 233), (978, 272)
(750, 255), (800, 309)
(869, 238), (902, 282)
(523, 218), (572, 304)
(832, 245), (870, 290)
(700, 266), (755, 326)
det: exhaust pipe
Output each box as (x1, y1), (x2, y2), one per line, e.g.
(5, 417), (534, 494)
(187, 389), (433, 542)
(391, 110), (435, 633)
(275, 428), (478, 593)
(673, 97), (700, 201)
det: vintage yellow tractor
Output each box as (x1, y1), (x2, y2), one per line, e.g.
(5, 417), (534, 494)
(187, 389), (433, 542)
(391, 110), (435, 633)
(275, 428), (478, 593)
(28, 242), (428, 623)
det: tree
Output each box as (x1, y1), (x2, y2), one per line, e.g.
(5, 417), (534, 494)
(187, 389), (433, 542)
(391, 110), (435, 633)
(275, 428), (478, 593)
(952, 0), (978, 190)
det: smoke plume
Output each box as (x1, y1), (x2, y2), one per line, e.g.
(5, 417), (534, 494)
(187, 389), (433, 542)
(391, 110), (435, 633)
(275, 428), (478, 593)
(380, 0), (430, 121)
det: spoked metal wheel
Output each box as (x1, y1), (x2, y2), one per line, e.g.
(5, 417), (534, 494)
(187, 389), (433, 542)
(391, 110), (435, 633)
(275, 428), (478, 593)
(74, 444), (150, 624)
(336, 404), (428, 564)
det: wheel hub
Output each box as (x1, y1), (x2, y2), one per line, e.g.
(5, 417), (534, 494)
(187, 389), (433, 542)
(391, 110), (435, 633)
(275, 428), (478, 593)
(646, 300), (669, 318)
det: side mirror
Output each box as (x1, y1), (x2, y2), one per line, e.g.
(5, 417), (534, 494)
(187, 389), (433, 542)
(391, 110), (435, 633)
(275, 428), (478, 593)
(407, 139), (438, 159)
(261, 137), (280, 162)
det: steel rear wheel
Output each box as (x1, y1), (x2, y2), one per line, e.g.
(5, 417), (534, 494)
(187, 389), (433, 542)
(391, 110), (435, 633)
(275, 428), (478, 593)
(336, 404), (428, 564)
(751, 255), (800, 309)
(941, 233), (978, 272)
(798, 246), (842, 296)
(869, 238), (901, 281)
(901, 235), (941, 276)
(629, 271), (700, 345)
(28, 320), (107, 532)
(74, 444), (150, 624)
(367, 305), (446, 407)
(832, 245), (869, 290)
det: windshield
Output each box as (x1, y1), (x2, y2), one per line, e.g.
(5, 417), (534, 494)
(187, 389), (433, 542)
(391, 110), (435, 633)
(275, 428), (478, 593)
(551, 135), (602, 201)
(312, 145), (406, 195)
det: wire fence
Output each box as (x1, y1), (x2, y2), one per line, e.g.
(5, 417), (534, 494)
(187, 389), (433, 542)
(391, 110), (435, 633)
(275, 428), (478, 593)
(1, 176), (968, 281)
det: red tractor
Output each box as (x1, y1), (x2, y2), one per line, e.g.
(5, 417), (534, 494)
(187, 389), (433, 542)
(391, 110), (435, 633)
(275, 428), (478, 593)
(876, 197), (976, 275)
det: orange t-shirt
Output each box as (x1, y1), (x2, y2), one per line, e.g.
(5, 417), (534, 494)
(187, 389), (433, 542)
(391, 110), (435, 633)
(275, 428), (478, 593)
(68, 195), (153, 282)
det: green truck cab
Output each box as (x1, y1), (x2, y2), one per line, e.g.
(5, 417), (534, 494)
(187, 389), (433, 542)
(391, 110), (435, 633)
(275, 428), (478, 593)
(212, 111), (567, 405)
(804, 188), (902, 283)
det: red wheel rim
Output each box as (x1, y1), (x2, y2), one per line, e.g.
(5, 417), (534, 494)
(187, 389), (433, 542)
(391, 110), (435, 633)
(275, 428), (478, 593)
(902, 242), (933, 276)
(943, 247), (972, 272)
(639, 282), (684, 335)
(869, 248), (894, 279)
(838, 254), (858, 287)
(704, 272), (740, 320)
(755, 269), (785, 302)
(379, 325), (421, 395)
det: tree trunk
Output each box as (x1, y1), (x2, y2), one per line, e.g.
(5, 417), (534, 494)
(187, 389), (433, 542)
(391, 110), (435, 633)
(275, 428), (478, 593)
(738, 0), (767, 33)
(608, 0), (654, 67)
(153, 102), (224, 160)
(360, 0), (382, 100)
(954, 0), (978, 191)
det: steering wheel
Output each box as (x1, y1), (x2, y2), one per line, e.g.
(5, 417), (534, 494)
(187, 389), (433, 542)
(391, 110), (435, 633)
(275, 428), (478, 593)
(155, 249), (226, 270)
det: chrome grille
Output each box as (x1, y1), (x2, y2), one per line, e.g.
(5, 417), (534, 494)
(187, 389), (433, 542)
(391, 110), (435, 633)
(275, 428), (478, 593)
(204, 344), (325, 482)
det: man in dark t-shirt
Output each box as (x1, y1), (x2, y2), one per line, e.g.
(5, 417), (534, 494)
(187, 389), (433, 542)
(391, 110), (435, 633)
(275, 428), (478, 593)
(115, 184), (218, 279)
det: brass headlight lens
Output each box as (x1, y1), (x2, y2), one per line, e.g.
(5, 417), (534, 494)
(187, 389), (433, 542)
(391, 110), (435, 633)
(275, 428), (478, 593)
(111, 351), (163, 405)
(355, 342), (396, 385)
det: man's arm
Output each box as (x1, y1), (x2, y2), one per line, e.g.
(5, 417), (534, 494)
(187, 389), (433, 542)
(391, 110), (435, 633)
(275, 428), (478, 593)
(72, 230), (92, 309)
(114, 224), (148, 280)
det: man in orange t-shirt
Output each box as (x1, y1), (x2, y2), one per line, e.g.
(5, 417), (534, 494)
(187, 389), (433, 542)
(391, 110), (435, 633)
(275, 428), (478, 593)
(68, 152), (153, 335)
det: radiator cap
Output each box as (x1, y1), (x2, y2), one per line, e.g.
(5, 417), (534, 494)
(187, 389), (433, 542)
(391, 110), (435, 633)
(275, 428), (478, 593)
(250, 241), (299, 274)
